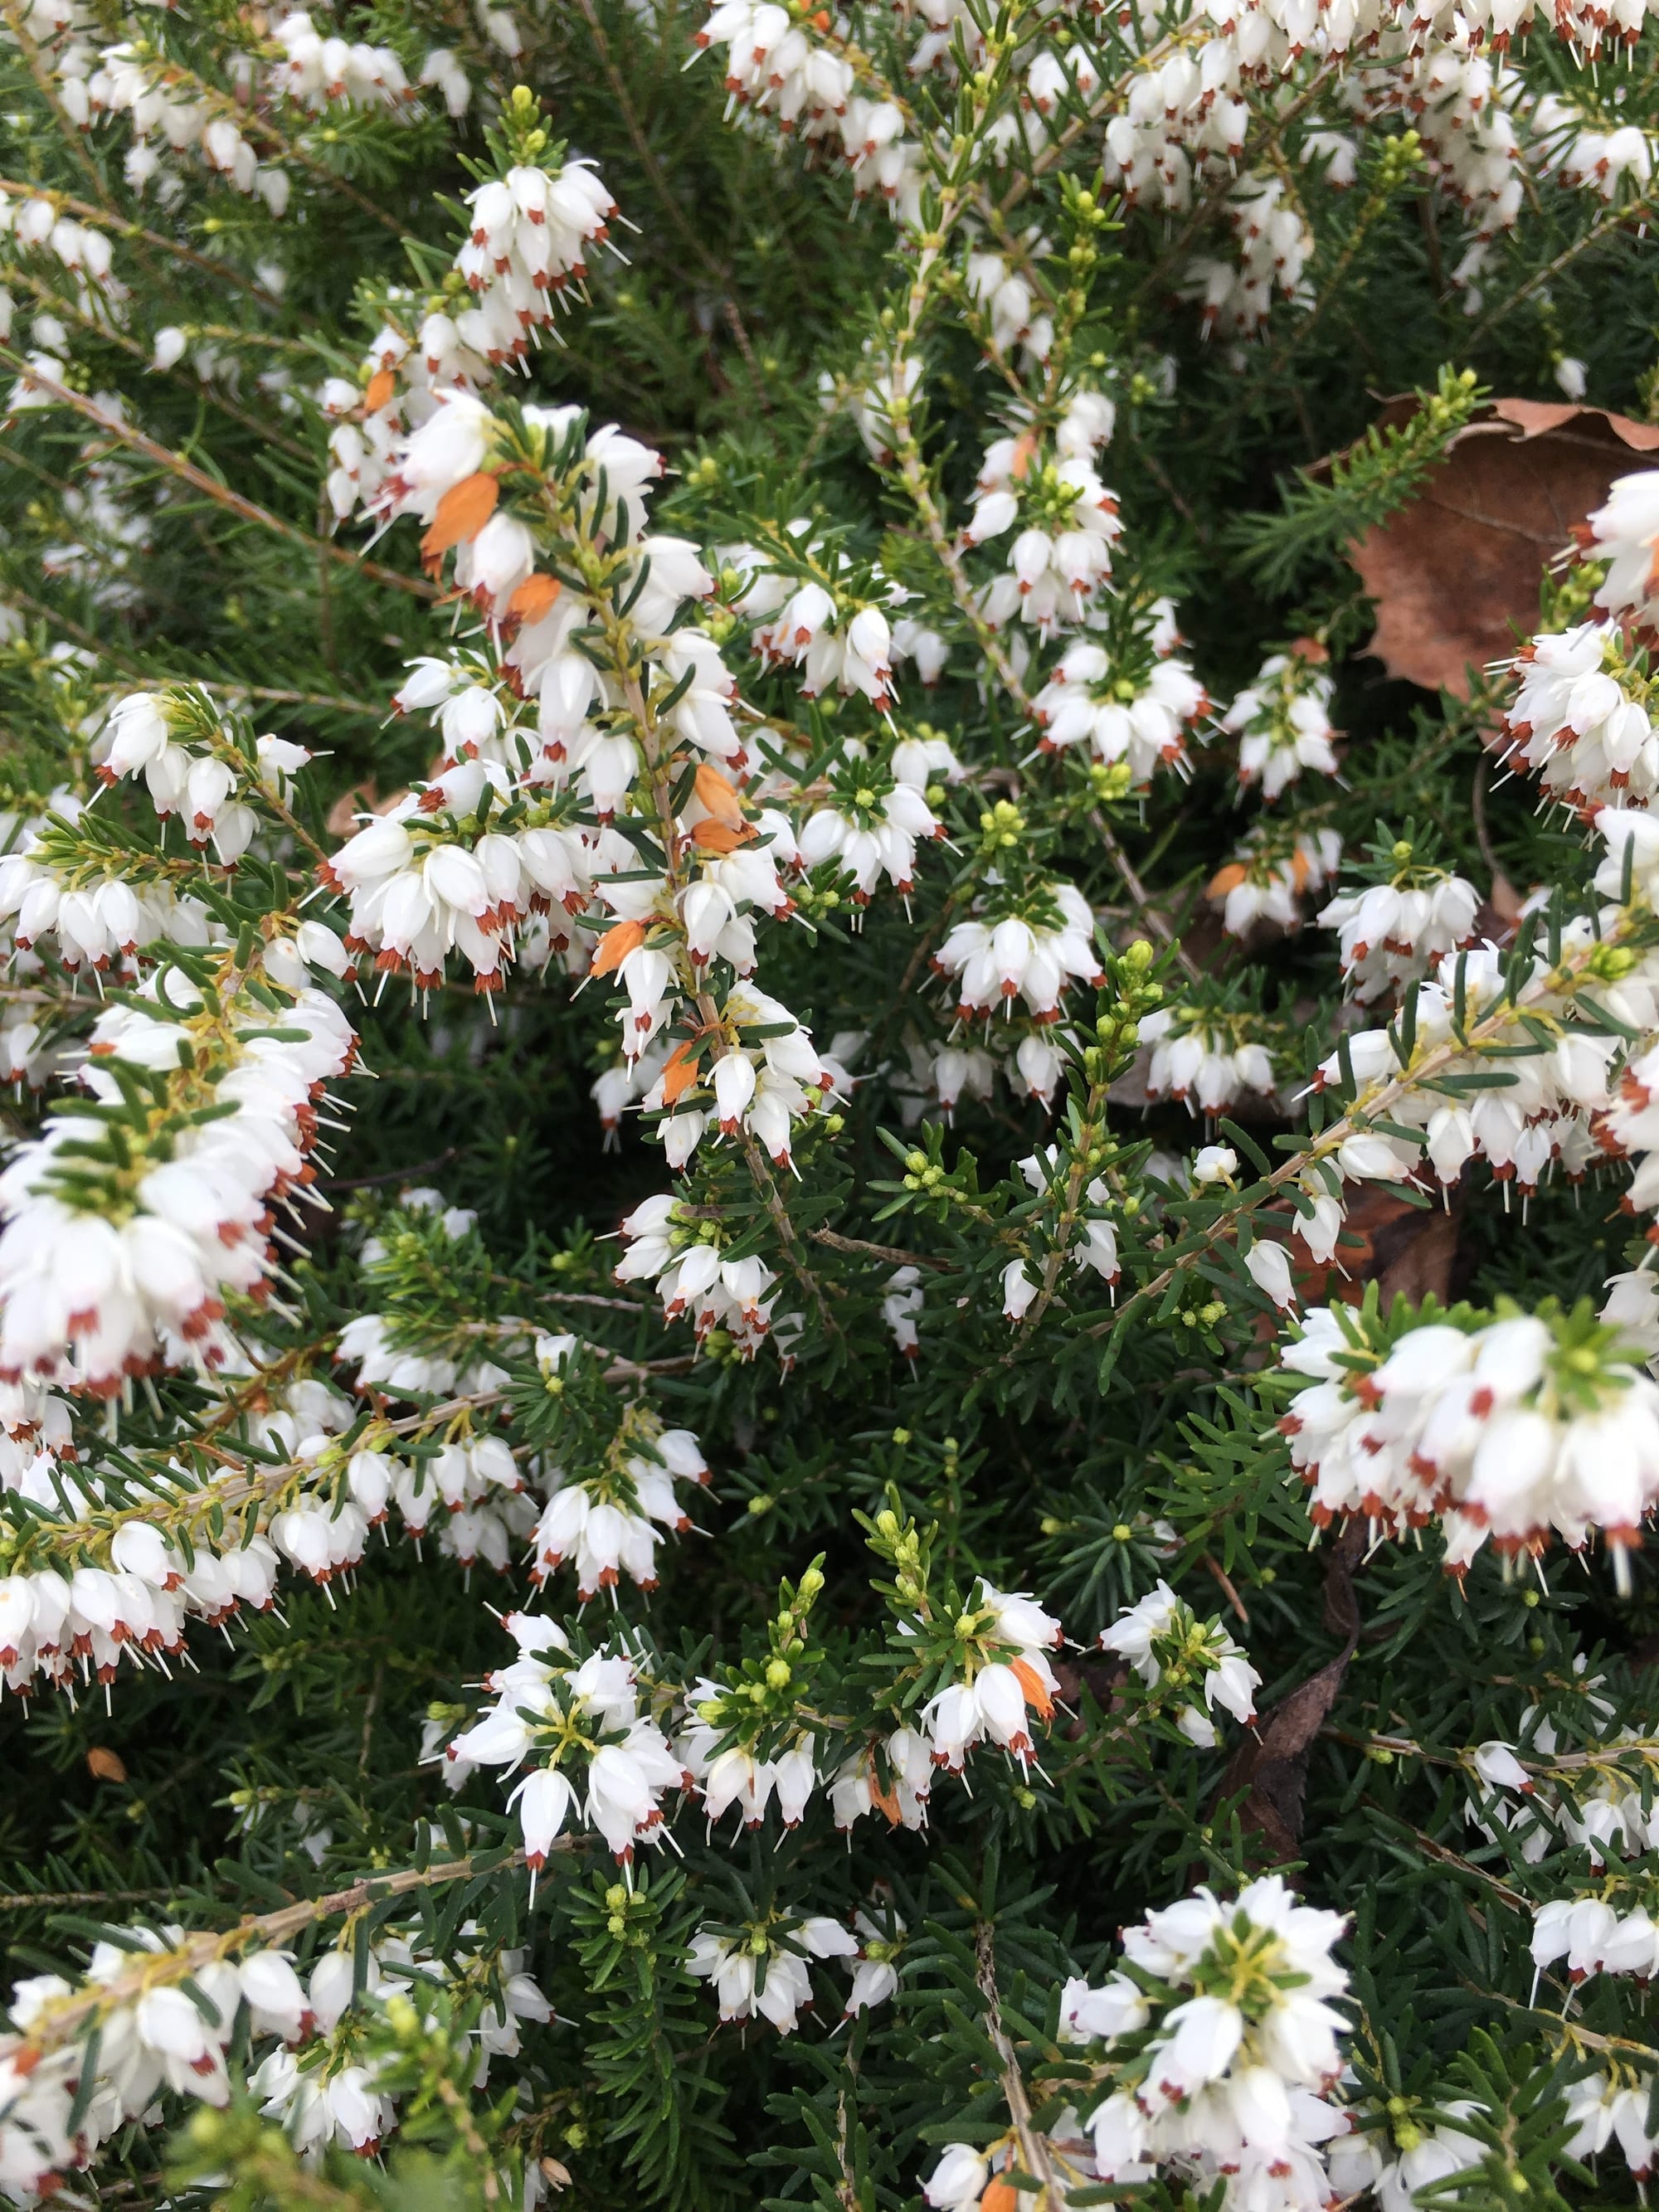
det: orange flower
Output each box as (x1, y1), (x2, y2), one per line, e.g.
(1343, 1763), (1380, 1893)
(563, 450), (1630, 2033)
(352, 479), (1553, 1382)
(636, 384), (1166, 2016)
(661, 1038), (703, 1106)
(421, 471), (499, 562)
(869, 1766), (904, 1825)
(693, 761), (747, 827)
(1010, 1657), (1054, 1720)
(690, 819), (754, 854)
(506, 573), (562, 625)
(591, 917), (649, 975)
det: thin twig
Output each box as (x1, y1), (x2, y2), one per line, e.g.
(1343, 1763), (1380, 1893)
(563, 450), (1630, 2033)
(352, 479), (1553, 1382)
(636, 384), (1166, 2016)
(0, 177), (285, 313)
(1086, 910), (1643, 1340)
(812, 1228), (953, 1271)
(0, 352), (435, 600)
(12, 1846), (545, 2064)
(1469, 191), (1659, 343)
(7, 269), (313, 460)
(975, 1922), (1062, 2209)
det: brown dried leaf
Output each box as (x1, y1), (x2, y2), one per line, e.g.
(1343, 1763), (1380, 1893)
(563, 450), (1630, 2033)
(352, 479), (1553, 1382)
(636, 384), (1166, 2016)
(1218, 1651), (1351, 1861)
(85, 1746), (127, 1782)
(1288, 1182), (1462, 1313)
(1486, 869), (1525, 926)
(1351, 400), (1659, 698)
(1321, 1513), (1366, 1644)
(1215, 1521), (1365, 1860)
(1051, 1654), (1130, 1739)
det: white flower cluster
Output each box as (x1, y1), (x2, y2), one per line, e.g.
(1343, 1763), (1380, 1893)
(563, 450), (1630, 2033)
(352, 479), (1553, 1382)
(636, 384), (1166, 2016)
(0, 191), (116, 299)
(688, 1913), (888, 2032)
(659, 990), (842, 1174)
(965, 241), (1055, 366)
(513, 1574), (1069, 1855)
(914, 1580), (1063, 1772)
(1099, 1581), (1261, 1746)
(336, 1309), (502, 1418)
(679, 1704), (817, 1833)
(0, 980), (355, 1395)
(1301, 819), (1659, 1218)
(246, 1932), (550, 2153)
(36, 0), (507, 224)
(728, 534), (904, 709)
(935, 881), (1104, 1023)
(455, 159), (617, 368)
(1327, 2100), (1488, 2212)
(1029, 596), (1208, 788)
(1277, 1299), (1659, 1578)
(304, 1423), (532, 1579)
(0, 799), (212, 976)
(1501, 620), (1659, 816)
(1466, 1694), (1659, 1871)
(0, 1529), (277, 1698)
(1532, 1892), (1659, 1983)
(324, 146), (616, 522)
(1068, 0), (1649, 331)
(1185, 175), (1314, 338)
(0, 1371), (362, 1696)
(1210, 827), (1344, 940)
(0, 1375), (74, 1490)
(1223, 647), (1339, 800)
(1138, 1008), (1277, 1114)
(1581, 469), (1659, 636)
(1388, 56), (1523, 299)
(1066, 1877), (1351, 2210)
(528, 1334), (711, 1598)
(324, 790), (591, 997)
(66, 42), (293, 211)
(830, 1726), (935, 1832)
(445, 1613), (687, 1865)
(615, 1193), (788, 1359)
(925, 1877), (1352, 2212)
(1098, 42), (1261, 216)
(93, 689), (312, 864)
(794, 760), (944, 903)
(1561, 2073), (1659, 2181)
(270, 11), (416, 110)
(1317, 862), (1480, 1001)
(964, 406), (1123, 636)
(390, 653), (533, 771)
(694, 2), (922, 221)
(0, 1920), (547, 2196)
